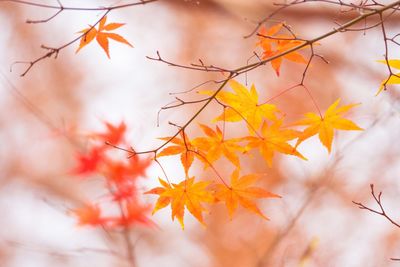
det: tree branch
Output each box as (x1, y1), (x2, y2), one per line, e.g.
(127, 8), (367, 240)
(353, 184), (400, 228)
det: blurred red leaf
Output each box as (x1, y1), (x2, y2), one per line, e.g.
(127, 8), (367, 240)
(71, 203), (107, 226)
(92, 120), (127, 145)
(116, 201), (155, 227)
(73, 146), (104, 175)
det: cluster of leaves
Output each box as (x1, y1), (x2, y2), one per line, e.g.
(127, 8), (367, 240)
(146, 79), (363, 228)
(70, 121), (154, 229)
(256, 23), (307, 76)
(71, 21), (366, 229)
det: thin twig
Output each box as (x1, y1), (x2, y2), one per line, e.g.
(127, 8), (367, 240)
(353, 184), (400, 228)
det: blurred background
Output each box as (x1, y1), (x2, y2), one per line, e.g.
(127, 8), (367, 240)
(0, 0), (400, 266)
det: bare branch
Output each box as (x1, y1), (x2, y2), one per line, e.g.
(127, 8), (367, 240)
(353, 184), (400, 228)
(146, 51), (233, 73)
(1, 0), (158, 11)
(8, 0), (159, 76)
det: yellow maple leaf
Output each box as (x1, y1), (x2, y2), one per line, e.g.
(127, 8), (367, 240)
(294, 98), (363, 153)
(246, 118), (306, 167)
(76, 16), (133, 58)
(201, 80), (278, 133)
(214, 169), (280, 219)
(192, 124), (245, 168)
(157, 131), (204, 175)
(145, 177), (214, 229)
(377, 59), (400, 95)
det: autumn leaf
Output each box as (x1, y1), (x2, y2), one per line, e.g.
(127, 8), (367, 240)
(192, 124), (245, 168)
(256, 24), (307, 76)
(125, 155), (152, 179)
(246, 119), (306, 167)
(91, 120), (127, 145)
(377, 59), (400, 95)
(293, 98), (363, 153)
(201, 80), (278, 133)
(214, 169), (280, 219)
(101, 155), (151, 185)
(115, 201), (155, 227)
(157, 131), (204, 175)
(111, 183), (137, 202)
(73, 146), (104, 175)
(76, 16), (133, 58)
(71, 203), (106, 226)
(145, 177), (214, 229)
(145, 178), (172, 215)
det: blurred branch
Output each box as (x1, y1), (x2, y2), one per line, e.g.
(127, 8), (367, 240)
(257, 114), (384, 266)
(245, 0), (388, 38)
(6, 240), (124, 259)
(0, 0), (158, 11)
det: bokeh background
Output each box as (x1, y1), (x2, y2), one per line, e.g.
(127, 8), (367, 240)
(0, 0), (400, 266)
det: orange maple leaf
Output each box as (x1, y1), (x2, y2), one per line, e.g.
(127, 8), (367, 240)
(200, 80), (278, 133)
(145, 177), (214, 229)
(293, 98), (363, 153)
(145, 177), (172, 214)
(246, 118), (306, 167)
(192, 124), (245, 168)
(157, 131), (204, 175)
(214, 169), (280, 219)
(76, 16), (133, 58)
(256, 23), (307, 76)
(71, 203), (107, 226)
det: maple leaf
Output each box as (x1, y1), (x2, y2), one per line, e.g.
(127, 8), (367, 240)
(145, 177), (214, 229)
(91, 120), (127, 145)
(73, 146), (104, 175)
(71, 203), (107, 226)
(192, 124), (245, 168)
(115, 201), (155, 227)
(214, 169), (280, 219)
(102, 155), (151, 185)
(111, 183), (137, 202)
(246, 119), (306, 167)
(157, 131), (204, 175)
(145, 178), (172, 215)
(293, 98), (363, 153)
(76, 16), (133, 58)
(256, 24), (307, 76)
(127, 155), (152, 178)
(377, 59), (400, 95)
(201, 80), (278, 133)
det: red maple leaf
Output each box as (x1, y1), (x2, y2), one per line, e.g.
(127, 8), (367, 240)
(73, 146), (105, 175)
(102, 155), (152, 185)
(115, 201), (155, 227)
(92, 120), (127, 145)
